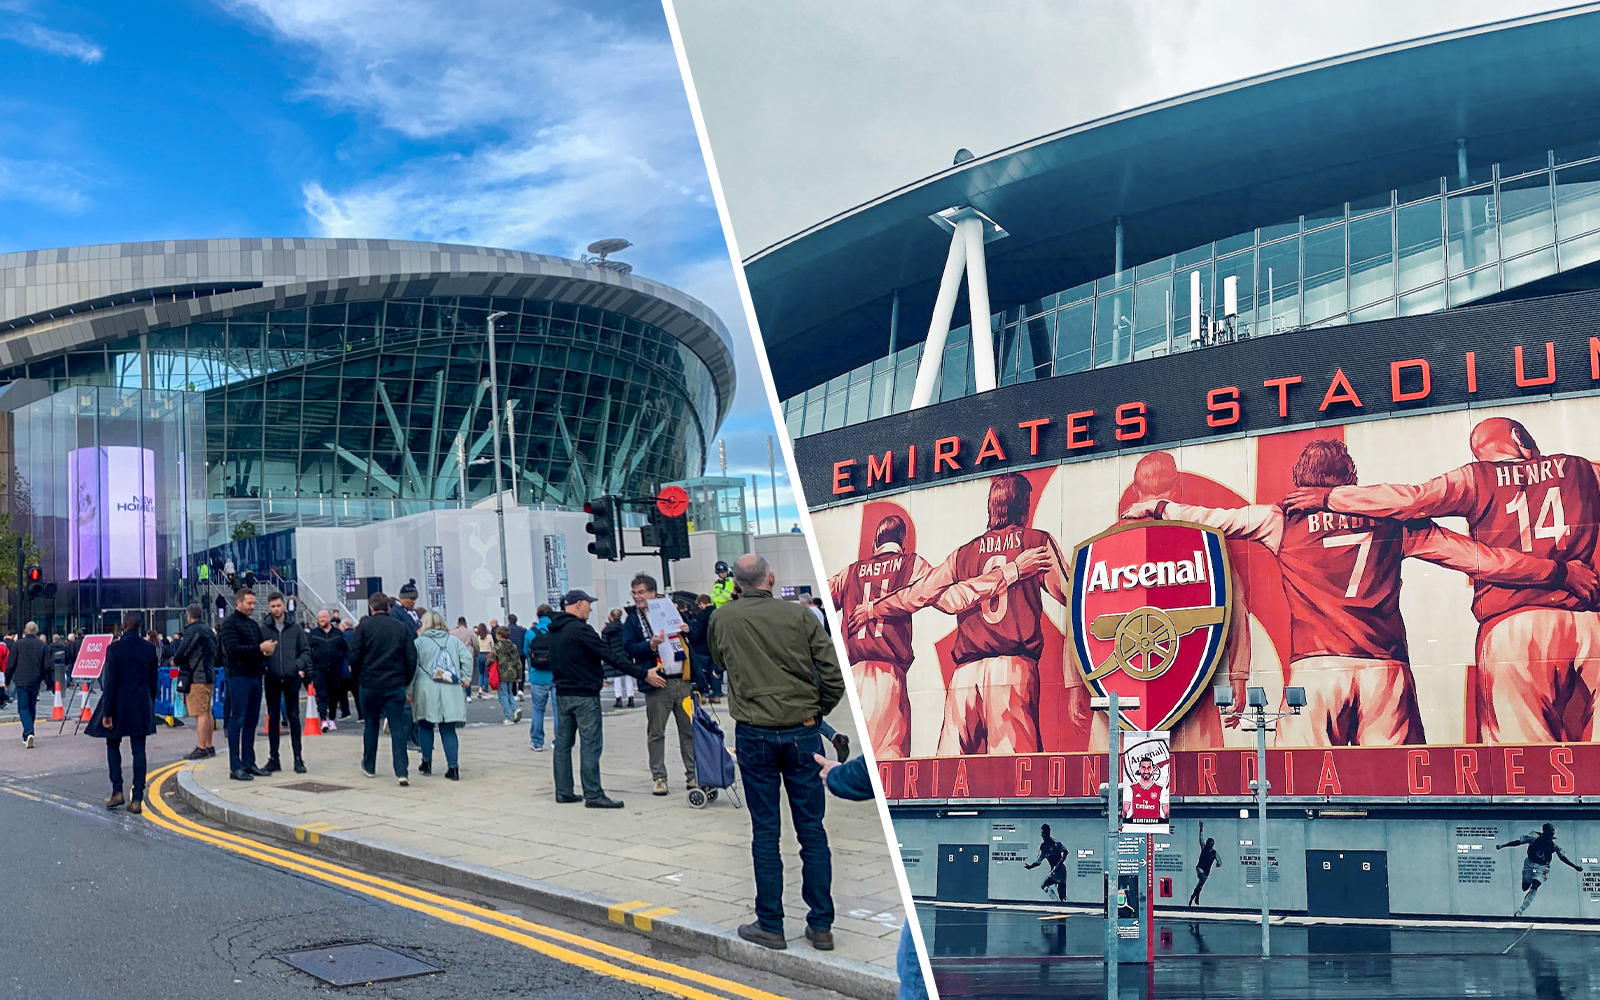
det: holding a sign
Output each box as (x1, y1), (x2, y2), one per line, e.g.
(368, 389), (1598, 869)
(1120, 730), (1171, 834)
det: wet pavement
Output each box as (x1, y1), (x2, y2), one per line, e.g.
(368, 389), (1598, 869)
(919, 903), (1600, 999)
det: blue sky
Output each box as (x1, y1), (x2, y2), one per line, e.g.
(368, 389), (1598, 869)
(0, 0), (802, 529)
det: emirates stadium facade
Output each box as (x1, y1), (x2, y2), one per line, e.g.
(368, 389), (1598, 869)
(760, 8), (1600, 935)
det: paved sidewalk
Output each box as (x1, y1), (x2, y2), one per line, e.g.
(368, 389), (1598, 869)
(182, 695), (903, 995)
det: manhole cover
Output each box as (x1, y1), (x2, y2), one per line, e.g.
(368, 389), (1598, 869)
(279, 781), (351, 793)
(276, 943), (439, 986)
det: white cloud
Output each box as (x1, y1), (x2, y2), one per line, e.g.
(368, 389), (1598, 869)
(0, 3), (104, 63)
(0, 157), (92, 213)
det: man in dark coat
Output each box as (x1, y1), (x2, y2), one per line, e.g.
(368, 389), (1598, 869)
(547, 589), (662, 809)
(217, 589), (277, 781)
(347, 592), (419, 784)
(262, 592), (312, 774)
(86, 613), (159, 813)
(308, 609), (348, 732)
(4, 622), (51, 748)
(388, 581), (423, 750)
(170, 604), (218, 760)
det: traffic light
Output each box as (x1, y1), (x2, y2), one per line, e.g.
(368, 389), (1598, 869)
(646, 507), (691, 562)
(25, 565), (42, 598)
(585, 496), (621, 561)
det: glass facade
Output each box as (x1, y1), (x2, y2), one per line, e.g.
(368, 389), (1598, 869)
(1, 296), (716, 547)
(9, 385), (206, 632)
(783, 144), (1600, 435)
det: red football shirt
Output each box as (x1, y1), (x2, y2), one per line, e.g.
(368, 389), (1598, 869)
(949, 526), (1053, 665)
(833, 547), (920, 669)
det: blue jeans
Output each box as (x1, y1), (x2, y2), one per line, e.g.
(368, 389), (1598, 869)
(735, 721), (833, 934)
(360, 686), (409, 778)
(898, 920), (929, 1000)
(526, 682), (553, 748)
(554, 694), (605, 800)
(224, 674), (263, 773)
(497, 681), (518, 720)
(416, 720), (459, 769)
(475, 653), (489, 691)
(15, 683), (39, 739)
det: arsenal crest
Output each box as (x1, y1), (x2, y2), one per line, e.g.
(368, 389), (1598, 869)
(1069, 521), (1232, 732)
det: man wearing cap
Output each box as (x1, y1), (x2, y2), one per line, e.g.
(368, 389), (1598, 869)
(545, 589), (664, 808)
(390, 580), (422, 633)
(711, 562), (736, 607)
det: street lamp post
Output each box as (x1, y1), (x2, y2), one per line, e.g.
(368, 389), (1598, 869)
(485, 310), (511, 618)
(505, 398), (519, 504)
(1213, 684), (1305, 958)
(1090, 691), (1138, 1000)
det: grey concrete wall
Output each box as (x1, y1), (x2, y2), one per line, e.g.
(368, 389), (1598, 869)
(894, 811), (1600, 920)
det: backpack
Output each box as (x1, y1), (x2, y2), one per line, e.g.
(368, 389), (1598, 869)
(428, 637), (460, 685)
(525, 630), (554, 673)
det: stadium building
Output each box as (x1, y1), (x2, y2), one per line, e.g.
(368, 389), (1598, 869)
(0, 238), (774, 630)
(764, 8), (1600, 930)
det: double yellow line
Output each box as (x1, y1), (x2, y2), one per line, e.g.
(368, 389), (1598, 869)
(143, 763), (793, 1000)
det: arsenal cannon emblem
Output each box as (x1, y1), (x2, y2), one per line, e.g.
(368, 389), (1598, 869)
(1070, 521), (1232, 732)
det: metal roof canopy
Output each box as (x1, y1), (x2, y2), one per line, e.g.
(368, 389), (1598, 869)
(746, 5), (1600, 399)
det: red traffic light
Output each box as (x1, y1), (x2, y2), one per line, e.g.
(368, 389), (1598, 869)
(656, 485), (689, 519)
(26, 566), (41, 583)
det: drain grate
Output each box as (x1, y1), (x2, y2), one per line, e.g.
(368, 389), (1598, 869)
(278, 781), (351, 793)
(277, 943), (439, 986)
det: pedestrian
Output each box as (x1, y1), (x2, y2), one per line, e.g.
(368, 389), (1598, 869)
(814, 752), (929, 998)
(493, 626), (524, 724)
(337, 617), (358, 719)
(624, 573), (696, 797)
(262, 592), (311, 774)
(309, 609), (347, 732)
(804, 596), (833, 636)
(708, 553), (846, 951)
(711, 561), (736, 607)
(473, 623), (493, 698)
(85, 613), (159, 813)
(411, 610), (473, 780)
(506, 613), (529, 701)
(601, 609), (633, 708)
(215, 593), (228, 619)
(4, 622), (50, 749)
(687, 594), (722, 704)
(450, 616), (476, 656)
(347, 592), (419, 785)
(523, 605), (555, 751)
(546, 589), (663, 808)
(223, 556), (236, 588)
(217, 589), (276, 781)
(171, 603), (218, 760)
(391, 580), (422, 632)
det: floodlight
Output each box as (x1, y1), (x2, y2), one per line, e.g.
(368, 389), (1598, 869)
(1212, 685), (1234, 708)
(1246, 686), (1268, 708)
(1285, 686), (1307, 709)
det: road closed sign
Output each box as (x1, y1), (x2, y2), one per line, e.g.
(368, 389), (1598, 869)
(70, 634), (113, 680)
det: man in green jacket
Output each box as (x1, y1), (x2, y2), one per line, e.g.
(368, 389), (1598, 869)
(708, 553), (846, 953)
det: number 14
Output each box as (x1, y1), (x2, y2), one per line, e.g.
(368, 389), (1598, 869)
(1506, 487), (1567, 551)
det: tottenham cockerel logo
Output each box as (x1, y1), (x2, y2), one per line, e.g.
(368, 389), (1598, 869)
(1070, 521), (1232, 732)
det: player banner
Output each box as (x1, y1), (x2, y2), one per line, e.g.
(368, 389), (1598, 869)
(1120, 730), (1171, 833)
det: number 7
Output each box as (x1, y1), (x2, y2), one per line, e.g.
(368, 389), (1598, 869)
(1322, 531), (1373, 598)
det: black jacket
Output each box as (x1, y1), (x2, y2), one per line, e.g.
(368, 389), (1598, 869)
(548, 612), (647, 696)
(5, 635), (50, 689)
(263, 615), (311, 679)
(600, 620), (627, 678)
(84, 632), (158, 740)
(217, 611), (266, 679)
(170, 620), (218, 688)
(347, 613), (418, 691)
(307, 625), (347, 677)
(687, 605), (715, 676)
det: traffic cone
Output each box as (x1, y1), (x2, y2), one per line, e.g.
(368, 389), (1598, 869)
(50, 681), (64, 721)
(78, 683), (94, 722)
(303, 685), (321, 737)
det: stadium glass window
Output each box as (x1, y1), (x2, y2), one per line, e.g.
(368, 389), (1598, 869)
(1499, 172), (1555, 258)
(1301, 224), (1347, 325)
(1504, 247), (1558, 289)
(1348, 213), (1394, 308)
(1560, 229), (1600, 271)
(1397, 199), (1445, 292)
(1555, 161), (1600, 240)
(1257, 238), (1300, 334)
(1446, 189), (1499, 274)
(1214, 250), (1255, 337)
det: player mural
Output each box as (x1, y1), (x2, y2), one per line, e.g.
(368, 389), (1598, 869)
(1022, 823), (1070, 903)
(812, 402), (1600, 775)
(1119, 731), (1172, 833)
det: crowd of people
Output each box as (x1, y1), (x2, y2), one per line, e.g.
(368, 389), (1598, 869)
(0, 556), (927, 993)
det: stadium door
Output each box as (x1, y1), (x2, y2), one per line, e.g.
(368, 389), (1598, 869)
(1306, 850), (1390, 917)
(936, 844), (990, 902)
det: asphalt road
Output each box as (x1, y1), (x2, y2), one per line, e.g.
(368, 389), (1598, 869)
(0, 705), (841, 1000)
(920, 903), (1599, 1000)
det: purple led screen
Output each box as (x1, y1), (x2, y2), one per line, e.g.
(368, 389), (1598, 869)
(68, 446), (156, 581)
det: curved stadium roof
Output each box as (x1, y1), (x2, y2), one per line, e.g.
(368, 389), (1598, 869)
(745, 4), (1600, 399)
(0, 238), (737, 425)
